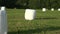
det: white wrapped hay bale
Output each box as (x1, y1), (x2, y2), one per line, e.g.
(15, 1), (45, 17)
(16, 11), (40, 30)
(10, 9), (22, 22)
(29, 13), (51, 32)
(51, 8), (54, 11)
(0, 7), (7, 34)
(58, 8), (60, 11)
(1, 7), (5, 10)
(42, 8), (46, 12)
(25, 9), (36, 20)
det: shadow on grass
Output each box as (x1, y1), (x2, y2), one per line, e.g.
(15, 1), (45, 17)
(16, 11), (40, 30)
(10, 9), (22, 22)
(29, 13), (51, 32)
(42, 26), (60, 34)
(8, 32), (17, 34)
(8, 26), (60, 34)
(8, 28), (42, 34)
(18, 28), (42, 34)
(35, 17), (58, 20)
(43, 26), (60, 31)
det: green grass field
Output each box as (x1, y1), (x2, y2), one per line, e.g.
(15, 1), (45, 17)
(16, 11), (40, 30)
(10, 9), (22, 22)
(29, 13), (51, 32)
(7, 9), (60, 34)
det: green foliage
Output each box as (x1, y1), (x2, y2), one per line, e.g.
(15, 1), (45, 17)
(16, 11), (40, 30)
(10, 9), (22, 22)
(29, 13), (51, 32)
(0, 0), (1, 6)
(0, 0), (60, 9)
(15, 0), (28, 8)
(5, 0), (16, 8)
(0, 0), (3, 6)
(28, 0), (40, 9)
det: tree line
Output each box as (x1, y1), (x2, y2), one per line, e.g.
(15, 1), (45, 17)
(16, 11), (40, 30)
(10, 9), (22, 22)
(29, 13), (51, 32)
(0, 0), (60, 9)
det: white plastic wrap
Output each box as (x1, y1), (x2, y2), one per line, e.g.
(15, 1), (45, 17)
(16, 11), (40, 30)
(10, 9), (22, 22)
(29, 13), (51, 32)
(42, 8), (46, 12)
(51, 8), (54, 11)
(58, 8), (60, 11)
(1, 7), (5, 10)
(0, 7), (7, 34)
(25, 9), (36, 20)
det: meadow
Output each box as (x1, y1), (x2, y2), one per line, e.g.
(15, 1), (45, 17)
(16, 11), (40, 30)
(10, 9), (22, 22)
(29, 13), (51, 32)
(7, 9), (60, 34)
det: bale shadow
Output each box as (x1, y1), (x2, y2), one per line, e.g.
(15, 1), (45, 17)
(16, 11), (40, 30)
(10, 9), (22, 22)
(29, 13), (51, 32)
(8, 26), (60, 34)
(43, 26), (60, 31)
(8, 28), (42, 34)
(8, 32), (17, 34)
(35, 17), (58, 20)
(18, 28), (42, 34)
(42, 26), (60, 34)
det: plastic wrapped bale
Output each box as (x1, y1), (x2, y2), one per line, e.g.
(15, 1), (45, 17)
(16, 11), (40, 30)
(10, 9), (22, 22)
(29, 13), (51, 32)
(42, 8), (46, 12)
(0, 7), (7, 34)
(1, 7), (5, 10)
(58, 8), (60, 11)
(25, 9), (36, 20)
(51, 8), (54, 11)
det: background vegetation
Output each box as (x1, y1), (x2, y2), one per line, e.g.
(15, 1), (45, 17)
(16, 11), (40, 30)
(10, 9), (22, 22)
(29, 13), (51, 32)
(0, 0), (60, 9)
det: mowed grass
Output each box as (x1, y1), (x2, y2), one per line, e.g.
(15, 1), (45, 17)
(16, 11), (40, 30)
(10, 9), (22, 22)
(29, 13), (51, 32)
(7, 9), (60, 34)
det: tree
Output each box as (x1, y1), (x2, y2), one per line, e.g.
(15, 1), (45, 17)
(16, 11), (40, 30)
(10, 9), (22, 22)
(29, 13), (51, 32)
(28, 0), (40, 9)
(15, 0), (29, 8)
(0, 0), (60, 9)
(5, 0), (16, 8)
(0, 0), (2, 6)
